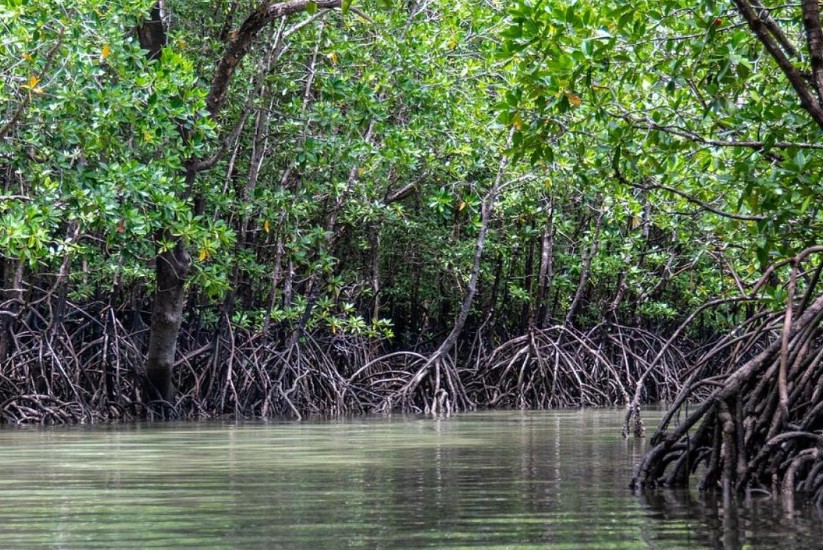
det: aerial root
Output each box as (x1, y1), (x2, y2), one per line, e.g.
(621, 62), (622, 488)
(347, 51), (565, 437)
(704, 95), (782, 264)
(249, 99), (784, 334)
(1, 300), (687, 422)
(469, 324), (686, 410)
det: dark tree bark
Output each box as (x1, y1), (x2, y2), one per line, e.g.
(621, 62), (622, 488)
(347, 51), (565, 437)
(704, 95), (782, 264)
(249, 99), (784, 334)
(206, 0), (342, 118)
(0, 259), (24, 363)
(145, 241), (191, 401)
(137, 2), (166, 60)
(136, 4), (176, 401)
(733, 0), (823, 131)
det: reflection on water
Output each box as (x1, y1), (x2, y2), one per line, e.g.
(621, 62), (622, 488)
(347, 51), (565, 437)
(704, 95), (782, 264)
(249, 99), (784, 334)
(639, 485), (823, 549)
(0, 410), (819, 548)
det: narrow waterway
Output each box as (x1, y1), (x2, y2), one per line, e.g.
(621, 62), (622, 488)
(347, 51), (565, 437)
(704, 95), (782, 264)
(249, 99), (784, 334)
(0, 409), (819, 548)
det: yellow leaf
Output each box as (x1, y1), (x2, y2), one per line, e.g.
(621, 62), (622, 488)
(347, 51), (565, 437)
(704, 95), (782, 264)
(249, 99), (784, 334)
(101, 44), (111, 59)
(512, 113), (523, 130)
(143, 130), (153, 143)
(22, 53), (33, 62)
(566, 91), (582, 107)
(264, 219), (270, 233)
(545, 179), (552, 189)
(458, 201), (466, 212)
(328, 51), (338, 65)
(198, 249), (207, 261)
(357, 166), (366, 177)
(22, 76), (43, 94)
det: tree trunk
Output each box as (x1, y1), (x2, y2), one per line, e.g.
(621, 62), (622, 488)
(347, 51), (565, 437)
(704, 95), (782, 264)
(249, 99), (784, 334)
(145, 241), (191, 401)
(535, 197), (554, 327)
(138, 4), (179, 403)
(565, 206), (605, 327)
(0, 259), (24, 363)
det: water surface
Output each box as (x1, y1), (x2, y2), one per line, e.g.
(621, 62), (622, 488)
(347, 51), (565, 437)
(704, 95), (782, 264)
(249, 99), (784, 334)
(0, 409), (820, 548)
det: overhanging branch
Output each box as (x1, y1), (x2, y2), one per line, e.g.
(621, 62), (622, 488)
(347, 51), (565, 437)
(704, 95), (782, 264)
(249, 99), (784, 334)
(801, 0), (823, 104)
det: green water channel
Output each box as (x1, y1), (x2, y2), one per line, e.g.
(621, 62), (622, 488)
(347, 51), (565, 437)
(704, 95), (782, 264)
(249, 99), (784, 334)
(0, 409), (820, 548)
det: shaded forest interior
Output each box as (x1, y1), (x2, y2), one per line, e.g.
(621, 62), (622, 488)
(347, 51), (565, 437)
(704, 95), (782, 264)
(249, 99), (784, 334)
(3, 1), (823, 504)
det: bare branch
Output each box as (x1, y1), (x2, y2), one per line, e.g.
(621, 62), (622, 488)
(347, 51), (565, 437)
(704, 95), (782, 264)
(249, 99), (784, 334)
(0, 36), (63, 141)
(613, 159), (766, 222)
(613, 109), (823, 152)
(751, 0), (799, 57)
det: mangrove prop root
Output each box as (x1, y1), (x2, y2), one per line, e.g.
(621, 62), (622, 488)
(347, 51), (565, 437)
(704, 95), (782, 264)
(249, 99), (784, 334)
(2, 254), (693, 422)
(468, 324), (687, 411)
(633, 283), (823, 506)
(1, 299), (689, 422)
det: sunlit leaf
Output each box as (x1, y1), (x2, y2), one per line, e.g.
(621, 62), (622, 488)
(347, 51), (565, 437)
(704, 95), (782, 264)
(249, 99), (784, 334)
(565, 91), (582, 107)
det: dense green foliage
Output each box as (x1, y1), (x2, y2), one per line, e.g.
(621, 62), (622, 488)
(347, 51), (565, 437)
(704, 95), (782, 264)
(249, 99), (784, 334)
(1, 1), (217, 283)
(502, 0), (823, 290)
(2, 1), (724, 357)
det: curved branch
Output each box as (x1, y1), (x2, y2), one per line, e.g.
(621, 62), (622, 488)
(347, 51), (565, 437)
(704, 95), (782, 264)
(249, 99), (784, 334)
(613, 161), (766, 222)
(614, 109), (823, 152)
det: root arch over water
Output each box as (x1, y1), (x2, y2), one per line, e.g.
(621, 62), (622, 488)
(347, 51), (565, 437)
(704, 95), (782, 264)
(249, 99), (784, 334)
(633, 247), (823, 507)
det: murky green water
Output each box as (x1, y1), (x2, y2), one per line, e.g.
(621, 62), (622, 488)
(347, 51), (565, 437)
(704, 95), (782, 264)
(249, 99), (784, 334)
(0, 410), (820, 548)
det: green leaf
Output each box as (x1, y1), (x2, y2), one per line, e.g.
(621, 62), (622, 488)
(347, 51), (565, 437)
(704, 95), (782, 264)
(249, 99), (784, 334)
(306, 1), (318, 15)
